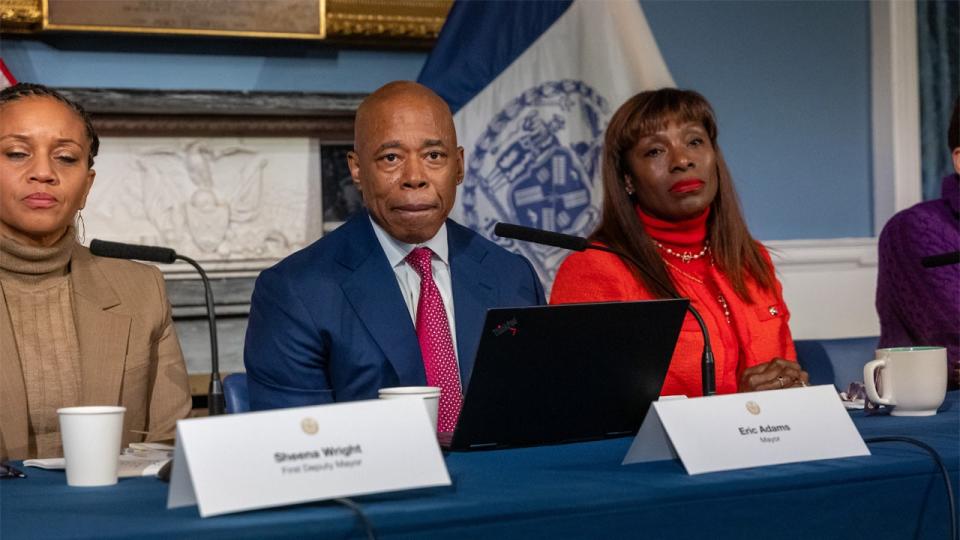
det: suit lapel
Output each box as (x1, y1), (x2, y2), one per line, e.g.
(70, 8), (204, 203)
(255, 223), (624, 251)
(0, 284), (30, 457)
(70, 248), (132, 406)
(448, 222), (497, 388)
(338, 215), (425, 385)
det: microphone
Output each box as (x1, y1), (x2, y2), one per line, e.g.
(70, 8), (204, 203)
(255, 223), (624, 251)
(493, 222), (590, 252)
(921, 251), (960, 268)
(494, 222), (716, 396)
(89, 239), (225, 415)
(86, 241), (176, 264)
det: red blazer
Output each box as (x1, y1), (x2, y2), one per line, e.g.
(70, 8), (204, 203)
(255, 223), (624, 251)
(550, 247), (796, 396)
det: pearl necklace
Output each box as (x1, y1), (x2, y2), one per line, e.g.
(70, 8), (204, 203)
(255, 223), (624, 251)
(716, 294), (731, 324)
(653, 240), (710, 263)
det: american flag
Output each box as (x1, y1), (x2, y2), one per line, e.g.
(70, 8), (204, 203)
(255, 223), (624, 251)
(0, 58), (17, 89)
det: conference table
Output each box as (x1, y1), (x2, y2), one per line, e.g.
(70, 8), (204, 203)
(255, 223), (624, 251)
(3, 392), (957, 539)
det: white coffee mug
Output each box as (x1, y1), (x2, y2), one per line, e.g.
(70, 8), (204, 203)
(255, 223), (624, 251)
(863, 347), (947, 416)
(58, 406), (126, 487)
(378, 386), (441, 431)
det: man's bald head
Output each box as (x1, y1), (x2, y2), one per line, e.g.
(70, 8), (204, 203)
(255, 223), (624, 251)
(353, 81), (458, 153)
(347, 80), (464, 244)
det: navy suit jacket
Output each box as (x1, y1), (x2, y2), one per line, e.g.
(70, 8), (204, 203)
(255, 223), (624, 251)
(244, 212), (546, 411)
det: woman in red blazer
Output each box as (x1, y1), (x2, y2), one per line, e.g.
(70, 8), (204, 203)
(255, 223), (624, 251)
(551, 89), (806, 397)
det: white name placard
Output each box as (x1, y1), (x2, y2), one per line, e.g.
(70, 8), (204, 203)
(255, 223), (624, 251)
(167, 398), (450, 517)
(623, 385), (869, 474)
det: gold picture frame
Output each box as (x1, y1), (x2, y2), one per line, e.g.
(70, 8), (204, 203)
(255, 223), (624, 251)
(1, 0), (451, 42)
(42, 0), (327, 40)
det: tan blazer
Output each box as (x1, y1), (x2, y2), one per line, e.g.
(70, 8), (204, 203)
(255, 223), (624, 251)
(0, 244), (191, 460)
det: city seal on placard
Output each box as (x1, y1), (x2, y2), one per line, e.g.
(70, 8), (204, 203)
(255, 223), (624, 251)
(300, 417), (319, 435)
(745, 401), (761, 415)
(463, 80), (611, 284)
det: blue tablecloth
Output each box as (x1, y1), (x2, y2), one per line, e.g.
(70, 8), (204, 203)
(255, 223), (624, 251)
(3, 393), (958, 539)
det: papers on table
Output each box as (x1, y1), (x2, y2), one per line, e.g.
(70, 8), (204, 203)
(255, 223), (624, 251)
(23, 442), (173, 478)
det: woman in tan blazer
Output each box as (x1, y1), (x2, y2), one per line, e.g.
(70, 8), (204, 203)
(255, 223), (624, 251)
(0, 83), (191, 460)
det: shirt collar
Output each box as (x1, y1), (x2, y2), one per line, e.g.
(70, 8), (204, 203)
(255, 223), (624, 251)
(369, 214), (449, 268)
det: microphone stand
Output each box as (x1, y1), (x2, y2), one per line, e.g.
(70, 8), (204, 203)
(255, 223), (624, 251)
(586, 244), (716, 396)
(88, 239), (226, 415)
(177, 254), (225, 416)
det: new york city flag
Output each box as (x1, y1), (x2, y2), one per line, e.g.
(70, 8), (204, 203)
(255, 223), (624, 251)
(419, 0), (674, 291)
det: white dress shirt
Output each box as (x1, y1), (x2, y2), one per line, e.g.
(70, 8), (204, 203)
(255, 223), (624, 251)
(369, 216), (460, 365)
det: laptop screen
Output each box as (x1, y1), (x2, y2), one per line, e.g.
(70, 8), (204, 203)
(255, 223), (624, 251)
(446, 299), (688, 450)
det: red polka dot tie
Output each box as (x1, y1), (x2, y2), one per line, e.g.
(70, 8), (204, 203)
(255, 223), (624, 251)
(406, 247), (463, 432)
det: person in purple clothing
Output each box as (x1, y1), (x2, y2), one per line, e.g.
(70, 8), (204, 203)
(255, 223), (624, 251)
(876, 99), (960, 389)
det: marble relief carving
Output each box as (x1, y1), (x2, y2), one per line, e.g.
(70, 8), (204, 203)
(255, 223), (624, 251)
(83, 136), (322, 274)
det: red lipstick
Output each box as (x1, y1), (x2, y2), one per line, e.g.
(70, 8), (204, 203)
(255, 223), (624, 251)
(669, 179), (705, 194)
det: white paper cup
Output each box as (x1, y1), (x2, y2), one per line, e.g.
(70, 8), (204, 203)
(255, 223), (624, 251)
(378, 386), (441, 431)
(57, 406), (126, 487)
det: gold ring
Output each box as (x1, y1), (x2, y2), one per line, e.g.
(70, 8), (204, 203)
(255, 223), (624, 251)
(777, 376), (785, 388)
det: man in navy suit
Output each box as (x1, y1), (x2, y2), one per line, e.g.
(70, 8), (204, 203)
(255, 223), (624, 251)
(244, 81), (545, 414)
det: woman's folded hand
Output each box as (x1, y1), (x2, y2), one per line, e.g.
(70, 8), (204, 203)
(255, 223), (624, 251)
(739, 358), (809, 392)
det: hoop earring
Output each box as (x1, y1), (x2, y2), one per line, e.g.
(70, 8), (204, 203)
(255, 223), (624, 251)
(76, 212), (86, 244)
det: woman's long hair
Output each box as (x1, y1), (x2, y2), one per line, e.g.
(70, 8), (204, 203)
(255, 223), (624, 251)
(591, 88), (774, 301)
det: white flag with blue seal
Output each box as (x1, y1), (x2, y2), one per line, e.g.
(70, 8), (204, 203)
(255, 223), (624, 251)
(419, 0), (674, 291)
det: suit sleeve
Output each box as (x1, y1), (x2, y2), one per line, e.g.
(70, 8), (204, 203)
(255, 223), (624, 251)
(518, 253), (546, 305)
(244, 267), (334, 410)
(876, 222), (912, 348)
(876, 211), (959, 383)
(756, 244), (797, 363)
(769, 266), (797, 363)
(146, 266), (191, 441)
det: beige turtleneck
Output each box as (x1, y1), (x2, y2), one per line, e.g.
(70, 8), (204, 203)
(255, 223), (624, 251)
(0, 228), (83, 458)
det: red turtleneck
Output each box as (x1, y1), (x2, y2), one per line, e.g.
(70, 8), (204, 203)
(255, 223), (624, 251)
(636, 207), (709, 246)
(636, 207), (711, 277)
(550, 207), (796, 397)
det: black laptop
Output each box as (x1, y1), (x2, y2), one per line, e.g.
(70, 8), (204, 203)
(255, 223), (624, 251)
(442, 299), (689, 451)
